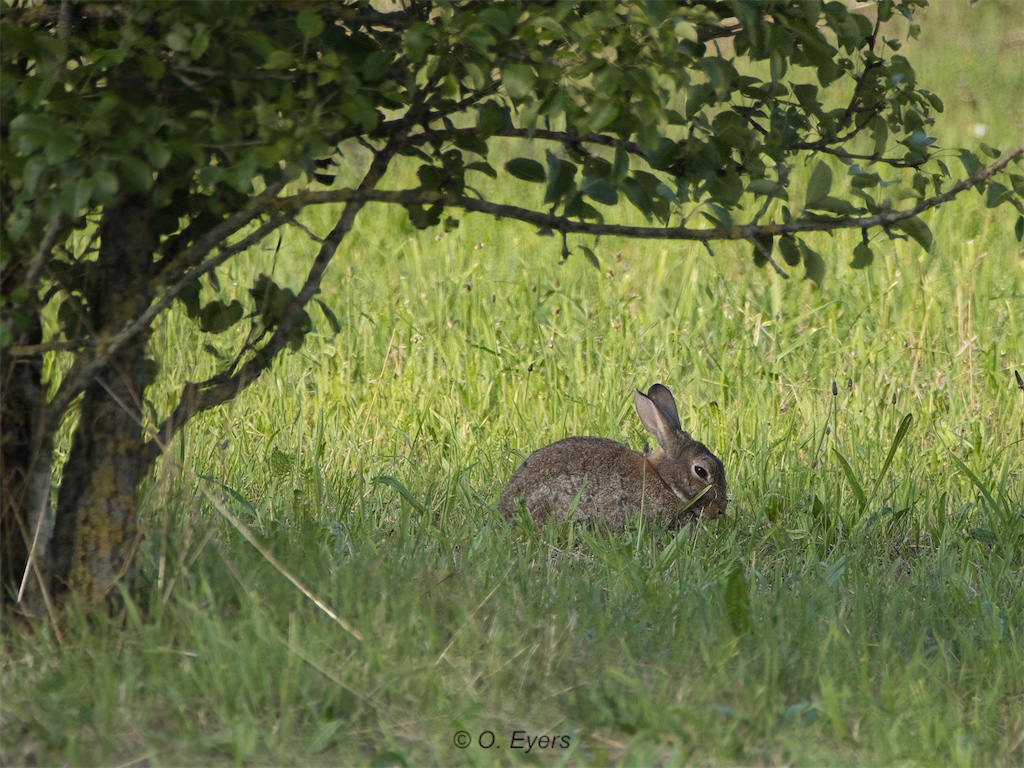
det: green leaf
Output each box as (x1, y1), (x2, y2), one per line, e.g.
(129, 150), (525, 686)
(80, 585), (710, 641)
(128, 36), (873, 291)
(564, 193), (600, 222)
(612, 146), (629, 183)
(199, 300), (244, 333)
(405, 203), (442, 229)
(699, 56), (737, 99)
(119, 156), (154, 192)
(1015, 215), (1024, 242)
(477, 102), (511, 137)
(747, 179), (783, 197)
(969, 527), (998, 547)
(985, 182), (1010, 209)
(454, 133), (488, 157)
(807, 196), (856, 215)
(750, 234), (774, 267)
(10, 112), (58, 152)
(805, 161), (833, 207)
(949, 453), (1003, 516)
(792, 83), (820, 113)
(264, 50), (293, 70)
(404, 22), (435, 63)
(144, 139), (172, 170)
(296, 7), (325, 39)
(45, 128), (82, 164)
(850, 170), (882, 189)
(876, 413), (913, 486)
(779, 234), (802, 267)
(374, 475), (428, 514)
(544, 156), (576, 205)
(61, 176), (93, 217)
(165, 23), (191, 52)
(286, 309), (312, 351)
(892, 215), (932, 250)
(190, 24), (210, 59)
(505, 158), (546, 183)
(959, 149), (982, 177)
(834, 448), (867, 510)
(362, 50), (393, 82)
(585, 99), (618, 133)
(979, 143), (1001, 159)
(57, 297), (88, 340)
(91, 170), (119, 204)
(142, 54), (165, 80)
(803, 245), (826, 286)
(465, 161), (496, 179)
(502, 63), (535, 100)
(315, 298), (342, 334)
(820, 554), (851, 586)
(249, 274), (294, 327)
(724, 563), (751, 636)
(177, 280), (202, 318)
(578, 246), (600, 271)
(580, 177), (618, 206)
(620, 176), (653, 220)
(850, 241), (874, 269)
(872, 119), (889, 156)
(416, 165), (444, 191)
(531, 15), (566, 37)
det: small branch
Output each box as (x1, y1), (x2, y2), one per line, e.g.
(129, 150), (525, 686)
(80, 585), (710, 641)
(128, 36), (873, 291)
(139, 140), (404, 473)
(6, 338), (85, 357)
(283, 147), (1023, 243)
(42, 199), (292, 438)
(175, 65), (297, 83)
(787, 142), (926, 168)
(25, 212), (68, 294)
(833, 58), (885, 139)
(155, 179), (290, 281)
(698, 23), (742, 43)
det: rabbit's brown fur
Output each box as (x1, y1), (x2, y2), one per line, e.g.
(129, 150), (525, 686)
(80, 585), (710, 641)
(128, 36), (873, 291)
(499, 384), (727, 531)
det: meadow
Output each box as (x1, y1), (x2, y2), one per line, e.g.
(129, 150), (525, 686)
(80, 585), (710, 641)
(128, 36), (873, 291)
(3, 2), (1023, 766)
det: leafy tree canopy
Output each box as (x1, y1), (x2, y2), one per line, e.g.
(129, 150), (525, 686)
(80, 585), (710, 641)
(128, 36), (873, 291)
(1, 0), (1021, 605)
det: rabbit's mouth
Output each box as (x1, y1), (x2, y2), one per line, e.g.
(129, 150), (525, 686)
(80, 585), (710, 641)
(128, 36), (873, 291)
(694, 489), (728, 519)
(674, 485), (727, 519)
(699, 503), (727, 519)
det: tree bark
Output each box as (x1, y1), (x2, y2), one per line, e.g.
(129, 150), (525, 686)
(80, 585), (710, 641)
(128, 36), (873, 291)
(1, 258), (46, 607)
(51, 194), (157, 602)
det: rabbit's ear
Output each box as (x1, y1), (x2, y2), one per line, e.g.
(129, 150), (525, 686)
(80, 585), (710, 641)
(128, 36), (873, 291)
(635, 387), (686, 450)
(646, 384), (682, 431)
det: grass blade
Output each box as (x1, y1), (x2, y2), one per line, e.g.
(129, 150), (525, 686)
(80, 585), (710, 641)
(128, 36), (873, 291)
(874, 413), (913, 492)
(834, 447), (867, 511)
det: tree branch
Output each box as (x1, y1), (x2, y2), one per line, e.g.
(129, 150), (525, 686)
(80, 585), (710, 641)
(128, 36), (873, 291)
(378, 122), (938, 176)
(25, 212), (68, 294)
(139, 142), (403, 473)
(40, 182), (292, 439)
(284, 147), (1023, 243)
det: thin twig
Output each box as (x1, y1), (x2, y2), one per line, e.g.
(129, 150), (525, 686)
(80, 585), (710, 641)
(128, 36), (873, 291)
(283, 147), (1024, 244)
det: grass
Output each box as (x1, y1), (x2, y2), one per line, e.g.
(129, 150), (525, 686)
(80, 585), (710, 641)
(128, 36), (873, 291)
(3, 2), (1024, 766)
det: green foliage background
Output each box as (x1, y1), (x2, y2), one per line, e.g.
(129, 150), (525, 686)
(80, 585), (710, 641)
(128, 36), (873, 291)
(3, 3), (1023, 766)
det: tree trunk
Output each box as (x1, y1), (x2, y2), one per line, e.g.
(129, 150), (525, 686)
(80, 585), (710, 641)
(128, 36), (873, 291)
(51, 194), (158, 603)
(1, 258), (46, 607)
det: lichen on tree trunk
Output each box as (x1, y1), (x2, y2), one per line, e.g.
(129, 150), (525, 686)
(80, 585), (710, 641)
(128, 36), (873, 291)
(50, 194), (157, 602)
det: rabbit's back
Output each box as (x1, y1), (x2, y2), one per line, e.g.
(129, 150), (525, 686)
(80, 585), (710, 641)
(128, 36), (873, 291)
(498, 436), (684, 531)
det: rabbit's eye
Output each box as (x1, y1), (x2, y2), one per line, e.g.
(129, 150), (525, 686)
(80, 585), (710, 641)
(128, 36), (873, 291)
(694, 464), (708, 479)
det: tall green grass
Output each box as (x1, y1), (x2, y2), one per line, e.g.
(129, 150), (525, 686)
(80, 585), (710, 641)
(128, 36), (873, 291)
(3, 2), (1023, 765)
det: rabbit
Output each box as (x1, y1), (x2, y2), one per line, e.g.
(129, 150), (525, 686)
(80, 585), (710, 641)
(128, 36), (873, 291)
(498, 384), (727, 531)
